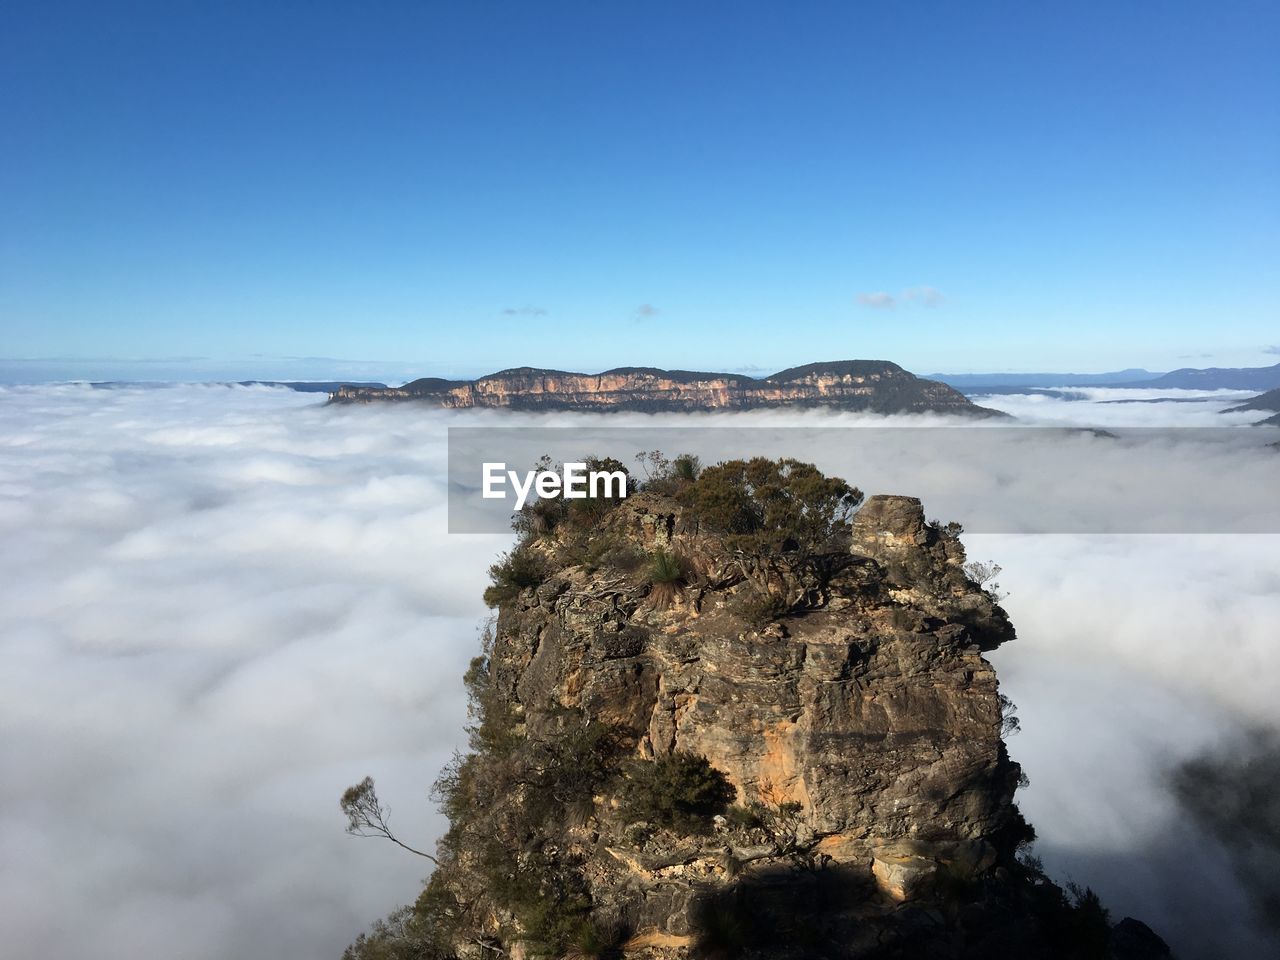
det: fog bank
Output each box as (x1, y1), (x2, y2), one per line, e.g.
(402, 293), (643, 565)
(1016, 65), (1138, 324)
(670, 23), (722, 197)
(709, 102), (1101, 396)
(0, 384), (1275, 958)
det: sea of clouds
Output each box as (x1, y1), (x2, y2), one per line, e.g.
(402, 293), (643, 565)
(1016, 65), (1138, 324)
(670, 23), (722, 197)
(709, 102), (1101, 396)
(0, 383), (1276, 958)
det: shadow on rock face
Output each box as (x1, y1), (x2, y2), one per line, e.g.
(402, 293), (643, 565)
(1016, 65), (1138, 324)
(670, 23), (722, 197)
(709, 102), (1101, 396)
(690, 864), (877, 960)
(689, 857), (1178, 960)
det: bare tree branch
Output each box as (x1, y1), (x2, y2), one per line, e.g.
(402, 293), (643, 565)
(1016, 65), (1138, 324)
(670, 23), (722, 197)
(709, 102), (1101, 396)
(340, 776), (440, 865)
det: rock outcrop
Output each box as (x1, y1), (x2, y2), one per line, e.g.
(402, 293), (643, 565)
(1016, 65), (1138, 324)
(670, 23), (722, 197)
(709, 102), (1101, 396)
(348, 476), (1169, 960)
(327, 361), (1005, 417)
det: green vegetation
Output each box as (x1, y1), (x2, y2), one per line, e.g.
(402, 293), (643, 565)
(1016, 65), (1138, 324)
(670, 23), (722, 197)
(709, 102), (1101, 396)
(339, 776), (438, 863)
(341, 899), (456, 960)
(965, 559), (1008, 602)
(578, 539), (645, 575)
(678, 456), (862, 554)
(460, 627), (520, 755)
(731, 587), (792, 626)
(724, 795), (808, 861)
(634, 449), (701, 494)
(473, 843), (597, 955)
(483, 545), (548, 607)
(622, 752), (737, 834)
(510, 455), (635, 542)
(998, 693), (1022, 737)
(645, 547), (689, 607)
(341, 620), (628, 958)
(677, 457), (865, 608)
(426, 623), (625, 956)
(929, 517), (965, 538)
(672, 452), (702, 482)
(1013, 850), (1118, 958)
(484, 453), (870, 634)
(647, 547), (686, 584)
(723, 803), (765, 831)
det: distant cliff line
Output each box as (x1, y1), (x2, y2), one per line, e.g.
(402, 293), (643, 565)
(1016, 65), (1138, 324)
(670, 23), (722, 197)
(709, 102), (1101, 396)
(327, 360), (1007, 417)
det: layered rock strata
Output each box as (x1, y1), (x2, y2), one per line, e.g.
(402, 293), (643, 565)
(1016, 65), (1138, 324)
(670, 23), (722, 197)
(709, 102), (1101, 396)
(328, 361), (1004, 417)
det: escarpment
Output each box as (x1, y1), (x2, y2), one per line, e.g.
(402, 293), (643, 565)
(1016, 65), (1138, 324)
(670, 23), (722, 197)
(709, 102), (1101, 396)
(346, 459), (1169, 960)
(327, 361), (1005, 417)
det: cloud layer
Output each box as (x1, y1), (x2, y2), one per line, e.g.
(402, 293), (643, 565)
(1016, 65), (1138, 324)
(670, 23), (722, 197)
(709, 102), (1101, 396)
(0, 384), (1276, 958)
(0, 385), (503, 958)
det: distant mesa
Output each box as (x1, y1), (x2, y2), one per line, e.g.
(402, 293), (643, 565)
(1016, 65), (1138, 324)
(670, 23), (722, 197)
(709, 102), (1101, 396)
(327, 361), (1006, 417)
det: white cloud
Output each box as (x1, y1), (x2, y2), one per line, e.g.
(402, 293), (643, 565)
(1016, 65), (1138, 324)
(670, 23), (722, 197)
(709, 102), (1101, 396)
(983, 532), (1280, 956)
(856, 291), (896, 309)
(902, 285), (944, 307)
(971, 386), (1270, 428)
(0, 384), (1276, 958)
(858, 286), (944, 309)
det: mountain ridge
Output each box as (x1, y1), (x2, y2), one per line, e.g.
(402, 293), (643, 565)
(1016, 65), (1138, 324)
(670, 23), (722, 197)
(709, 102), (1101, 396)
(1108, 362), (1280, 390)
(928, 369), (1162, 389)
(932, 362), (1280, 395)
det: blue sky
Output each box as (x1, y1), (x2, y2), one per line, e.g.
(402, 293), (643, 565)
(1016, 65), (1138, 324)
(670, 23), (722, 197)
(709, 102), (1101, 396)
(1, 0), (1277, 381)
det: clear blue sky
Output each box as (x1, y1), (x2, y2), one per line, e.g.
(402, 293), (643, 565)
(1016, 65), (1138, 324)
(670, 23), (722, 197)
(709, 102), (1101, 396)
(2, 0), (1277, 381)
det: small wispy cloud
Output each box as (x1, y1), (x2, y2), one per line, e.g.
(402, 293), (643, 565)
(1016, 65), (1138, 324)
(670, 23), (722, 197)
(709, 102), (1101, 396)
(633, 303), (661, 321)
(1263, 345), (1280, 356)
(501, 305), (548, 317)
(857, 286), (945, 310)
(903, 285), (944, 307)
(856, 291), (896, 309)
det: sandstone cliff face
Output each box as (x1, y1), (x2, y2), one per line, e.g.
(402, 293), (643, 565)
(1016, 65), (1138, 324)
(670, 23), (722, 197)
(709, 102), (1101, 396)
(507, 494), (1018, 866)
(327, 361), (1002, 417)
(360, 487), (1168, 960)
